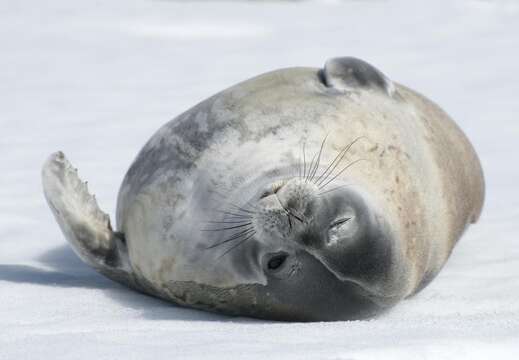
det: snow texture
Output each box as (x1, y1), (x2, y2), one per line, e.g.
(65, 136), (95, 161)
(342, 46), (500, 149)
(1, 0), (518, 358)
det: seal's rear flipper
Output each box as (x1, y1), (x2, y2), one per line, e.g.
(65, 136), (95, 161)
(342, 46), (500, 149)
(42, 152), (133, 286)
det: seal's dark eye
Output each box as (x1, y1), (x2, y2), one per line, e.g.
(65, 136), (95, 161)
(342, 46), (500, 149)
(267, 253), (288, 271)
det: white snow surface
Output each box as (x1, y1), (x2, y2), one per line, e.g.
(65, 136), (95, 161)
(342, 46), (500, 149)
(1, 0), (518, 358)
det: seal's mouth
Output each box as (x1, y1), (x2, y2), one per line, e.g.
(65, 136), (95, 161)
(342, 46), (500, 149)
(253, 249), (387, 321)
(304, 248), (399, 307)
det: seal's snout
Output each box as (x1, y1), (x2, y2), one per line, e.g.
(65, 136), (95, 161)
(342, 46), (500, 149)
(276, 179), (317, 214)
(255, 179), (317, 240)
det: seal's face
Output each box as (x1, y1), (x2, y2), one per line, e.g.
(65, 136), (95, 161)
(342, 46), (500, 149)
(255, 178), (392, 286)
(203, 176), (398, 321)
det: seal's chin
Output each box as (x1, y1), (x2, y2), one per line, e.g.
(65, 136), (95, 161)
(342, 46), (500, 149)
(249, 250), (386, 321)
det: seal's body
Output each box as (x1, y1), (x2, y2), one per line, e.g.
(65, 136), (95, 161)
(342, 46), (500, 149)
(42, 57), (484, 321)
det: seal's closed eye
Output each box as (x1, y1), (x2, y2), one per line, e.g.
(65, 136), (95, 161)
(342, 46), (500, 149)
(330, 217), (351, 229)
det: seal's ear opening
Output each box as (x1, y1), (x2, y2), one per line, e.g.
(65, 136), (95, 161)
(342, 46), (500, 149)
(322, 57), (396, 97)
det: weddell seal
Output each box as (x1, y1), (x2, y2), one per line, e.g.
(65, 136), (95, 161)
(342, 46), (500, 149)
(42, 57), (484, 321)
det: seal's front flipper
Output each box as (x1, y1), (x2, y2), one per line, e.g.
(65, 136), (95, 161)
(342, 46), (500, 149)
(42, 152), (133, 286)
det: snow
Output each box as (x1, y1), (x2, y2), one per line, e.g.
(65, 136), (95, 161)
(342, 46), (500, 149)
(1, 0), (518, 358)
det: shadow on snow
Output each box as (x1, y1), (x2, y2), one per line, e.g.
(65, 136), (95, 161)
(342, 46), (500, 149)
(0, 244), (248, 323)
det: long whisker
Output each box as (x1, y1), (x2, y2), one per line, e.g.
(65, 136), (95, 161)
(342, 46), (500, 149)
(318, 184), (352, 196)
(308, 133), (329, 183)
(217, 231), (257, 259)
(298, 141), (303, 180)
(226, 203), (256, 214)
(305, 152), (318, 183)
(215, 210), (252, 219)
(242, 200), (260, 210)
(205, 220), (253, 225)
(202, 222), (252, 232)
(315, 136), (366, 187)
(318, 159), (367, 190)
(302, 141), (307, 180)
(314, 149), (349, 187)
(205, 227), (255, 249)
(211, 189), (258, 213)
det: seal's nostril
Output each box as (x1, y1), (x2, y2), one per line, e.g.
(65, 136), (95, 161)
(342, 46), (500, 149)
(259, 182), (283, 200)
(267, 253), (288, 271)
(259, 191), (271, 199)
(272, 183), (283, 194)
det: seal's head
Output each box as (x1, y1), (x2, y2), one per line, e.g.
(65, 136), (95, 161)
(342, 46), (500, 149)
(120, 57), (410, 321)
(181, 58), (410, 321)
(201, 172), (403, 321)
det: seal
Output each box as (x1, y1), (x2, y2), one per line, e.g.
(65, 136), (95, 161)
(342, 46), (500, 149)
(42, 57), (485, 321)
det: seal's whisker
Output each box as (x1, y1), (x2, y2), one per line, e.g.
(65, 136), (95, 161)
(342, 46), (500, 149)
(305, 152), (318, 183)
(227, 203), (256, 214)
(206, 220), (253, 225)
(210, 189), (234, 200)
(233, 198), (260, 211)
(219, 217), (253, 224)
(298, 141), (303, 180)
(217, 231), (257, 259)
(215, 210), (252, 219)
(314, 144), (351, 186)
(244, 202), (260, 210)
(318, 158), (367, 190)
(201, 222), (253, 232)
(315, 136), (366, 187)
(308, 133), (329, 183)
(302, 141), (307, 180)
(205, 227), (255, 249)
(318, 184), (352, 196)
(315, 136), (366, 186)
(211, 189), (258, 213)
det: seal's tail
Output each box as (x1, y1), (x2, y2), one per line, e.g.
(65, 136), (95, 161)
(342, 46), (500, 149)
(42, 152), (133, 285)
